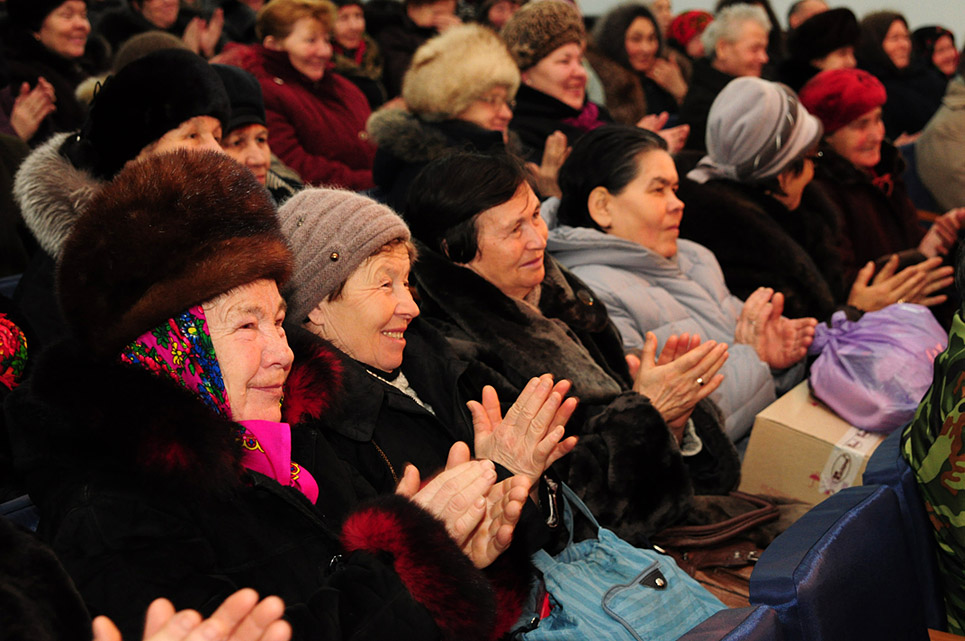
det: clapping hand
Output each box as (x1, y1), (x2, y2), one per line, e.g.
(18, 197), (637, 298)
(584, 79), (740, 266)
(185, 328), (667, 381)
(735, 288), (816, 369)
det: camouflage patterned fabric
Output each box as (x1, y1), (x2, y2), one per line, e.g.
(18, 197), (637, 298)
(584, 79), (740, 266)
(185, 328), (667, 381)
(903, 312), (965, 634)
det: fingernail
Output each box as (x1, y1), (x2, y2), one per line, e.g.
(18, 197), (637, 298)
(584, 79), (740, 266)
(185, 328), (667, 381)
(200, 621), (223, 640)
(475, 496), (486, 508)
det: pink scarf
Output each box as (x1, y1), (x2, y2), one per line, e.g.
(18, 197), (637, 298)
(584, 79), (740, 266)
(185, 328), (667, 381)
(239, 420), (319, 503)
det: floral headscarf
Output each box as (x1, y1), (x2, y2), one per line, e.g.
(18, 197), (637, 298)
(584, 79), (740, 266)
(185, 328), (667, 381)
(0, 314), (28, 391)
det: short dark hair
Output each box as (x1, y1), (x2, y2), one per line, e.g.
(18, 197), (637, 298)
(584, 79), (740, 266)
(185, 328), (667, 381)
(557, 125), (667, 230)
(404, 152), (528, 263)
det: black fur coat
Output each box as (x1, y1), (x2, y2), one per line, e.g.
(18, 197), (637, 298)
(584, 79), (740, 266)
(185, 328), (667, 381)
(412, 247), (740, 543)
(4, 338), (516, 641)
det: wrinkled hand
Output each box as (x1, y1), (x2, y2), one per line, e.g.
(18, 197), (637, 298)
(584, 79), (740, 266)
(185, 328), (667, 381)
(646, 58), (687, 102)
(92, 589), (290, 641)
(469, 373), (579, 484)
(637, 111), (669, 132)
(525, 130), (570, 198)
(396, 443), (528, 568)
(181, 17), (204, 54)
(200, 8), (224, 58)
(462, 472), (530, 568)
(919, 208), (965, 258)
(398, 443), (494, 547)
(893, 132), (920, 147)
(735, 288), (816, 369)
(629, 332), (728, 440)
(848, 255), (953, 311)
(635, 112), (688, 154)
(10, 79), (56, 142)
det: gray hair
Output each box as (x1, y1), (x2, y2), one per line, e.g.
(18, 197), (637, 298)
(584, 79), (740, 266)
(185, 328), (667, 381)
(702, 3), (770, 57)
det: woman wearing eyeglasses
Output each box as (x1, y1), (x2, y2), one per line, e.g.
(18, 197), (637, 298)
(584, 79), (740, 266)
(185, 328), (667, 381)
(676, 76), (946, 323)
(367, 24), (526, 211)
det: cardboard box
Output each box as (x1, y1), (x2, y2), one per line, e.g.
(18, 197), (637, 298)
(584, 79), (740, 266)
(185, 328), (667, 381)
(738, 381), (886, 505)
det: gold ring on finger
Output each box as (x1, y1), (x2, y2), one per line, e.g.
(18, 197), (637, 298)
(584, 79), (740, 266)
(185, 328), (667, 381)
(696, 377), (704, 386)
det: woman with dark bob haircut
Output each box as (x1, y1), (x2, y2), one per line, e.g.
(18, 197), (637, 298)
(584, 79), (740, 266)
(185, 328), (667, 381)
(547, 124), (816, 442)
(404, 151), (741, 542)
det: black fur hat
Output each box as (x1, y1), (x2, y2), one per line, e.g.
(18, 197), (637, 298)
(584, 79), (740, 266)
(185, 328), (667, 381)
(786, 8), (858, 64)
(61, 49), (230, 180)
(58, 150), (292, 360)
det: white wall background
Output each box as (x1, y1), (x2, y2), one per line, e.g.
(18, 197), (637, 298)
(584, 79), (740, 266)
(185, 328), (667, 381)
(580, 0), (965, 32)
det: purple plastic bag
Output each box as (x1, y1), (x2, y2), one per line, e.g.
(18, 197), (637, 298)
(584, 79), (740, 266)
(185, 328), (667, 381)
(807, 303), (947, 432)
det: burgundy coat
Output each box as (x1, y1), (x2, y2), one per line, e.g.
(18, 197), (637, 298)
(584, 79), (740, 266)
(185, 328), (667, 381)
(221, 44), (375, 190)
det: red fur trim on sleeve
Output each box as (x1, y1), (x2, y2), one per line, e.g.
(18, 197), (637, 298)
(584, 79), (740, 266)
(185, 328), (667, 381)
(484, 544), (533, 640)
(283, 340), (343, 424)
(341, 495), (496, 641)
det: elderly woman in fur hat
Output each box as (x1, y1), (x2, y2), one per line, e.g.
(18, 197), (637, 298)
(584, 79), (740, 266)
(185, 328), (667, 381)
(13, 48), (229, 354)
(4, 149), (532, 641)
(403, 151), (741, 543)
(367, 23), (552, 209)
(501, 1), (688, 162)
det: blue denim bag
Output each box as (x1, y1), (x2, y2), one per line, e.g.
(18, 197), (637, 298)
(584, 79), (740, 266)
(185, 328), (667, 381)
(517, 484), (726, 641)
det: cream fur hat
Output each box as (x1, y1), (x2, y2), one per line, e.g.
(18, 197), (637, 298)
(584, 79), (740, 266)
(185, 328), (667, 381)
(402, 24), (520, 122)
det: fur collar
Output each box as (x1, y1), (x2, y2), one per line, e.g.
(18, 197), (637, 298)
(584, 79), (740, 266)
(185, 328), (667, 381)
(10, 335), (343, 502)
(367, 109), (506, 164)
(13, 132), (102, 259)
(283, 327), (345, 426)
(584, 46), (647, 125)
(413, 246), (629, 404)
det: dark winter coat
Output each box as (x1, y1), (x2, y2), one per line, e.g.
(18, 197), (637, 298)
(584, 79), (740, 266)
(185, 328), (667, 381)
(678, 58), (733, 152)
(412, 247), (740, 543)
(508, 85), (613, 164)
(11, 133), (104, 352)
(858, 58), (946, 138)
(677, 176), (847, 321)
(332, 34), (387, 109)
(367, 108), (507, 211)
(3, 336), (517, 641)
(810, 141), (924, 284)
(1, 27), (89, 146)
(374, 14), (436, 98)
(584, 46), (678, 126)
(222, 44), (375, 190)
(93, 6), (188, 53)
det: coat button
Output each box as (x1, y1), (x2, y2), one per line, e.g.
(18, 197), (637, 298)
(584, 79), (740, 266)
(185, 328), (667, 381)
(273, 77), (284, 85)
(577, 290), (595, 306)
(358, 131), (369, 141)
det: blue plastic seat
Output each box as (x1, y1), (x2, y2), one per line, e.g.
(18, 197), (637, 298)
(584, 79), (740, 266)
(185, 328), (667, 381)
(0, 494), (39, 531)
(898, 142), (940, 214)
(676, 605), (783, 641)
(863, 428), (947, 630)
(749, 485), (928, 641)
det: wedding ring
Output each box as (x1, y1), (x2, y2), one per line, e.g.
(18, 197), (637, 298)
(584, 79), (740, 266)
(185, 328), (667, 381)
(897, 298), (905, 304)
(696, 377), (704, 386)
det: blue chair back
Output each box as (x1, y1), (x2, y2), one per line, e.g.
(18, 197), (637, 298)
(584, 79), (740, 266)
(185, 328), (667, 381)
(863, 429), (947, 630)
(898, 142), (940, 214)
(677, 605), (783, 641)
(749, 485), (928, 641)
(0, 494), (39, 531)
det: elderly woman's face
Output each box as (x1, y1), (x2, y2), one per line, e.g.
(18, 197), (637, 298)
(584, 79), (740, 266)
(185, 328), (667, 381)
(333, 4), (365, 50)
(522, 42), (588, 110)
(204, 279), (293, 422)
(826, 106), (885, 170)
(308, 244), (419, 373)
(456, 85), (514, 140)
(266, 17), (333, 82)
(466, 182), (547, 300)
(37, 0), (90, 59)
(882, 19), (911, 70)
(599, 150), (682, 259)
(137, 0), (179, 29)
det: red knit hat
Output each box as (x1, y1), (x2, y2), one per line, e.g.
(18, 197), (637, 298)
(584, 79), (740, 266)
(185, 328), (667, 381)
(798, 68), (887, 135)
(668, 11), (712, 50)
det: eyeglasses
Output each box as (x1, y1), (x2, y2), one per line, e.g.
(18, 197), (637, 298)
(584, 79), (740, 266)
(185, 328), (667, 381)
(477, 94), (516, 111)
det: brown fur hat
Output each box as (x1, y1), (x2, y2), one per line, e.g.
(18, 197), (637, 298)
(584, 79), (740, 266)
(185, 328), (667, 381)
(58, 150), (292, 360)
(500, 0), (585, 71)
(402, 24), (520, 121)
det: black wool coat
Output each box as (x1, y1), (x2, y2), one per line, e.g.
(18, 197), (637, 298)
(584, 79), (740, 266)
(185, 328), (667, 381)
(412, 248), (740, 544)
(677, 176), (847, 321)
(4, 338), (508, 641)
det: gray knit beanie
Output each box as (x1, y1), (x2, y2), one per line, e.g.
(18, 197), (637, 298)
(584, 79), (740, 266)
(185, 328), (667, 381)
(688, 77), (822, 184)
(278, 188), (411, 323)
(501, 0), (586, 71)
